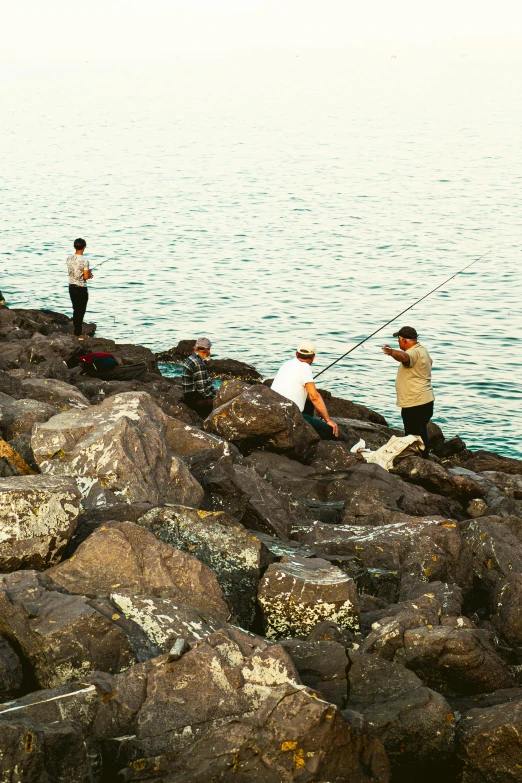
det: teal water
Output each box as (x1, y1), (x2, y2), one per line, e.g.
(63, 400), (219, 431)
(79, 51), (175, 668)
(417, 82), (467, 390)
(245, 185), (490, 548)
(1, 48), (521, 457)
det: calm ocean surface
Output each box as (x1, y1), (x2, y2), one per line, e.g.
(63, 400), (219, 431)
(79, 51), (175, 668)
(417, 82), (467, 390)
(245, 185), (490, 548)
(1, 48), (521, 457)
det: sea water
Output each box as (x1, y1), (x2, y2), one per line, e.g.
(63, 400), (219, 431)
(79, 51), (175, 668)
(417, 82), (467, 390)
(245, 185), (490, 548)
(1, 47), (520, 457)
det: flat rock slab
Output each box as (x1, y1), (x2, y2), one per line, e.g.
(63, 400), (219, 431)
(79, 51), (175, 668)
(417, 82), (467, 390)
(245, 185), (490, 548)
(258, 556), (360, 639)
(0, 474), (80, 571)
(137, 506), (271, 627)
(21, 377), (90, 409)
(31, 391), (175, 509)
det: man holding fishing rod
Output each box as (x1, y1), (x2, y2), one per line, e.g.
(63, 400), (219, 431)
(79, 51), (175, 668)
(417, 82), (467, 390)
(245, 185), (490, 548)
(67, 238), (92, 339)
(382, 326), (434, 456)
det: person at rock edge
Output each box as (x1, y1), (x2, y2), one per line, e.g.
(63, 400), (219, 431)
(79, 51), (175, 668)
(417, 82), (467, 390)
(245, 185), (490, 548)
(382, 325), (434, 456)
(271, 341), (339, 439)
(182, 337), (216, 417)
(67, 238), (92, 339)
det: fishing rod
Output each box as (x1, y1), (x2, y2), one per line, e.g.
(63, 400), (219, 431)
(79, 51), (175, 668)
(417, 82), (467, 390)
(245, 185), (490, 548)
(91, 256), (118, 270)
(313, 249), (491, 380)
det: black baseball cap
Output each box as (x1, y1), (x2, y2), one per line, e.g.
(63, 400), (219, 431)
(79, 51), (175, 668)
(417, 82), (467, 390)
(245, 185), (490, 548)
(393, 326), (418, 339)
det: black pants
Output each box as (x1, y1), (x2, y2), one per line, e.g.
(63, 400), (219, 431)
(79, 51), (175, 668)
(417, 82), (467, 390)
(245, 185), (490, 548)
(401, 400), (434, 456)
(183, 391), (214, 418)
(69, 285), (88, 336)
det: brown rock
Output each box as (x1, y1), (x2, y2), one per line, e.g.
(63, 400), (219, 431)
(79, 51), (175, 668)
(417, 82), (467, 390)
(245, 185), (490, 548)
(47, 520), (230, 620)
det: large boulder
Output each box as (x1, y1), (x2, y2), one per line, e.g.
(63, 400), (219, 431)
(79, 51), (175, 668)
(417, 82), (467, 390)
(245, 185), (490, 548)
(46, 520), (230, 620)
(457, 698), (522, 782)
(31, 392), (187, 509)
(137, 506), (271, 627)
(0, 475), (80, 571)
(120, 683), (389, 782)
(258, 556), (360, 639)
(345, 651), (455, 776)
(204, 384), (319, 460)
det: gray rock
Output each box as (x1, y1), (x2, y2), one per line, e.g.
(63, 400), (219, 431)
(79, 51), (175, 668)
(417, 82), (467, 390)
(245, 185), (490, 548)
(167, 455), (204, 508)
(0, 370), (25, 399)
(0, 392), (59, 440)
(0, 474), (80, 571)
(109, 594), (228, 650)
(0, 570), (134, 687)
(137, 505), (270, 627)
(398, 625), (516, 695)
(392, 455), (485, 504)
(460, 450), (522, 476)
(258, 556), (360, 639)
(463, 515), (522, 647)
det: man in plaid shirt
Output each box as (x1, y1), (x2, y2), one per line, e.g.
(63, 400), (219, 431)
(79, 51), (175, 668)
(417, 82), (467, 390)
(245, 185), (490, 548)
(182, 337), (216, 416)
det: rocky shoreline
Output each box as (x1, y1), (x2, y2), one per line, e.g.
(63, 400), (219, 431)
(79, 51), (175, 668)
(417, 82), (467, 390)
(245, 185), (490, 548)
(0, 307), (521, 782)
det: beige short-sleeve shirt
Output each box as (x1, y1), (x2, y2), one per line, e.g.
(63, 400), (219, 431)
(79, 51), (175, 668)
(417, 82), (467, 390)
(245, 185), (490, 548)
(395, 342), (434, 408)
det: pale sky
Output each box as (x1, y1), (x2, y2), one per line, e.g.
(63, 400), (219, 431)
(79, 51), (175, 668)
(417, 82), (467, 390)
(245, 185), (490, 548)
(2, 0), (522, 59)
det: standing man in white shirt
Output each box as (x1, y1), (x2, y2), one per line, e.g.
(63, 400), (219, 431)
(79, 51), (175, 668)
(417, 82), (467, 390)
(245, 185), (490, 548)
(271, 340), (339, 439)
(67, 238), (93, 340)
(382, 325), (434, 455)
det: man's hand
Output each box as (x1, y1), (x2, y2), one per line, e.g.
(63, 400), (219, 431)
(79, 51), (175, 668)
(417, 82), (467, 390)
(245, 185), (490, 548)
(326, 419), (339, 437)
(382, 344), (393, 355)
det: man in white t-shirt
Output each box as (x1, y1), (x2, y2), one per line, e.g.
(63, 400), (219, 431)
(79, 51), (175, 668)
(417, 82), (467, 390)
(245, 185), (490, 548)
(271, 341), (339, 439)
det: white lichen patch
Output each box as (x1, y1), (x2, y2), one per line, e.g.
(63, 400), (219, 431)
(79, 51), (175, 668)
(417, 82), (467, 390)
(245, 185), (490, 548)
(111, 594), (221, 648)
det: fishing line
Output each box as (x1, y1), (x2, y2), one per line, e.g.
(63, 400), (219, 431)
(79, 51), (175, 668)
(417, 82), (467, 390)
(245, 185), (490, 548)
(313, 249), (491, 380)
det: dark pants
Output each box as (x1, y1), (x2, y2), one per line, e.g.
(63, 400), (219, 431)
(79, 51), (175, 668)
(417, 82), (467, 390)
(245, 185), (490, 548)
(69, 285), (88, 336)
(183, 391), (214, 418)
(401, 400), (434, 456)
(303, 413), (338, 440)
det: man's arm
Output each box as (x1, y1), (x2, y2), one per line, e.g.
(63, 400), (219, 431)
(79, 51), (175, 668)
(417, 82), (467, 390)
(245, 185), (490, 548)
(382, 345), (410, 365)
(305, 382), (338, 437)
